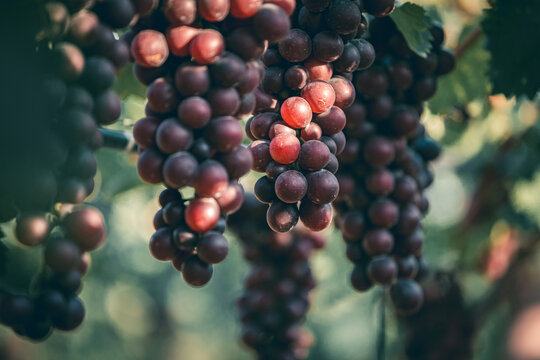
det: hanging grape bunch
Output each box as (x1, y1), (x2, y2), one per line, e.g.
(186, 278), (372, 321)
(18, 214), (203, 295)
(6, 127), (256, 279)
(229, 194), (325, 360)
(0, 206), (106, 341)
(128, 0), (293, 286)
(0, 0), (141, 341)
(333, 15), (455, 314)
(248, 0), (395, 233)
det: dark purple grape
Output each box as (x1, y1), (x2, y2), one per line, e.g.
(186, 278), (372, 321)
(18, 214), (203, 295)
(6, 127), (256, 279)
(340, 211), (364, 239)
(350, 39), (375, 70)
(363, 229), (394, 255)
(267, 201), (299, 232)
(365, 169), (395, 196)
(390, 279), (423, 314)
(253, 4), (290, 43)
(45, 238), (80, 273)
(306, 169), (339, 204)
(262, 67), (284, 95)
(312, 31), (344, 62)
(278, 29), (312, 63)
(275, 170), (308, 203)
(299, 199), (332, 231)
(254, 176), (276, 204)
(163, 152), (198, 189)
(209, 52), (246, 87)
(226, 27), (266, 61)
(197, 232), (229, 264)
(181, 256), (213, 286)
(207, 87), (241, 116)
(363, 136), (395, 168)
(175, 64), (210, 96)
(178, 96), (212, 129)
(93, 0), (135, 28)
(325, 0), (361, 35)
(368, 198), (399, 228)
(363, 0), (395, 17)
(367, 256), (397, 285)
(333, 44), (361, 73)
(149, 228), (176, 261)
(156, 119), (193, 154)
(80, 57), (115, 94)
(217, 146), (253, 180)
(284, 65), (310, 90)
(299, 140), (331, 171)
(314, 106), (346, 135)
(147, 78), (178, 114)
(204, 116), (243, 153)
(351, 265), (372, 291)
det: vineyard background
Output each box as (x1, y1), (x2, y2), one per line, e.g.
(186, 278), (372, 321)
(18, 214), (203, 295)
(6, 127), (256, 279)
(2, 0), (540, 359)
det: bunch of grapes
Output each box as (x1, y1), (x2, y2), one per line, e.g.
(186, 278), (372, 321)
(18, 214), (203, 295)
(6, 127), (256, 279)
(229, 194), (325, 360)
(333, 15), (455, 314)
(1, 206), (106, 341)
(0, 0), (138, 339)
(402, 273), (474, 360)
(247, 0), (393, 233)
(127, 0), (293, 286)
(0, 0), (134, 221)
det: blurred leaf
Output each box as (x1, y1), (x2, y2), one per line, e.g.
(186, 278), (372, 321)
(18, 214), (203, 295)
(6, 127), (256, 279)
(482, 0), (540, 99)
(390, 2), (433, 57)
(428, 26), (491, 113)
(0, 235), (7, 277)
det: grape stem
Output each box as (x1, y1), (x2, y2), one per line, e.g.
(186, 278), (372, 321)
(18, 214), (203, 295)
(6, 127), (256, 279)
(99, 128), (138, 153)
(377, 287), (387, 360)
(454, 26), (483, 60)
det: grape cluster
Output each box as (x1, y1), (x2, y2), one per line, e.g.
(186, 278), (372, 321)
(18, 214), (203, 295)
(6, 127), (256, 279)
(149, 188), (236, 286)
(1, 206), (106, 341)
(333, 16), (455, 314)
(228, 194), (325, 360)
(402, 273), (473, 360)
(0, 0), (133, 222)
(248, 0), (391, 233)
(127, 1), (293, 285)
(0, 0), (136, 340)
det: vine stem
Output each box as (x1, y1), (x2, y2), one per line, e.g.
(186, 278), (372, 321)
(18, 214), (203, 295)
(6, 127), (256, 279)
(454, 26), (483, 60)
(377, 287), (387, 360)
(99, 128), (138, 153)
(473, 233), (540, 326)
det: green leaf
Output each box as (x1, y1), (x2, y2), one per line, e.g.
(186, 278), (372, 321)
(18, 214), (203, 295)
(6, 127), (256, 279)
(428, 25), (491, 113)
(389, 2), (433, 57)
(482, 0), (540, 99)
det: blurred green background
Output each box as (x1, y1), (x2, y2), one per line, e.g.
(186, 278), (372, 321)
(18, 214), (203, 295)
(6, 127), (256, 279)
(2, 0), (540, 359)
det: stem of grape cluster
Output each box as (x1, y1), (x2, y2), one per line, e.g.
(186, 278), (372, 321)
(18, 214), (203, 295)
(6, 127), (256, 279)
(99, 128), (138, 153)
(377, 287), (387, 360)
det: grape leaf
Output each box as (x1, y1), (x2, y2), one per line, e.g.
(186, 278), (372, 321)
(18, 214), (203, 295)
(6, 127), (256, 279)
(428, 25), (491, 113)
(389, 2), (433, 57)
(482, 0), (540, 99)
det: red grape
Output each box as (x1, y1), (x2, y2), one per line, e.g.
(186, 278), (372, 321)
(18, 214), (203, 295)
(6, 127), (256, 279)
(185, 197), (221, 233)
(269, 134), (300, 164)
(280, 97), (312, 129)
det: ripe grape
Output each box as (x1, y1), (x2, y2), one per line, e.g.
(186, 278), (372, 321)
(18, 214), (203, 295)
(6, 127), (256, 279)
(266, 201), (299, 232)
(131, 30), (169, 67)
(269, 134), (301, 164)
(275, 170), (308, 203)
(280, 97), (312, 129)
(190, 29), (225, 65)
(301, 80), (336, 114)
(306, 169), (339, 204)
(184, 197), (221, 233)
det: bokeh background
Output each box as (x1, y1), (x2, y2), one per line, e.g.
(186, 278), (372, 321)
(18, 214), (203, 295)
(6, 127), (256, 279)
(2, 0), (540, 359)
